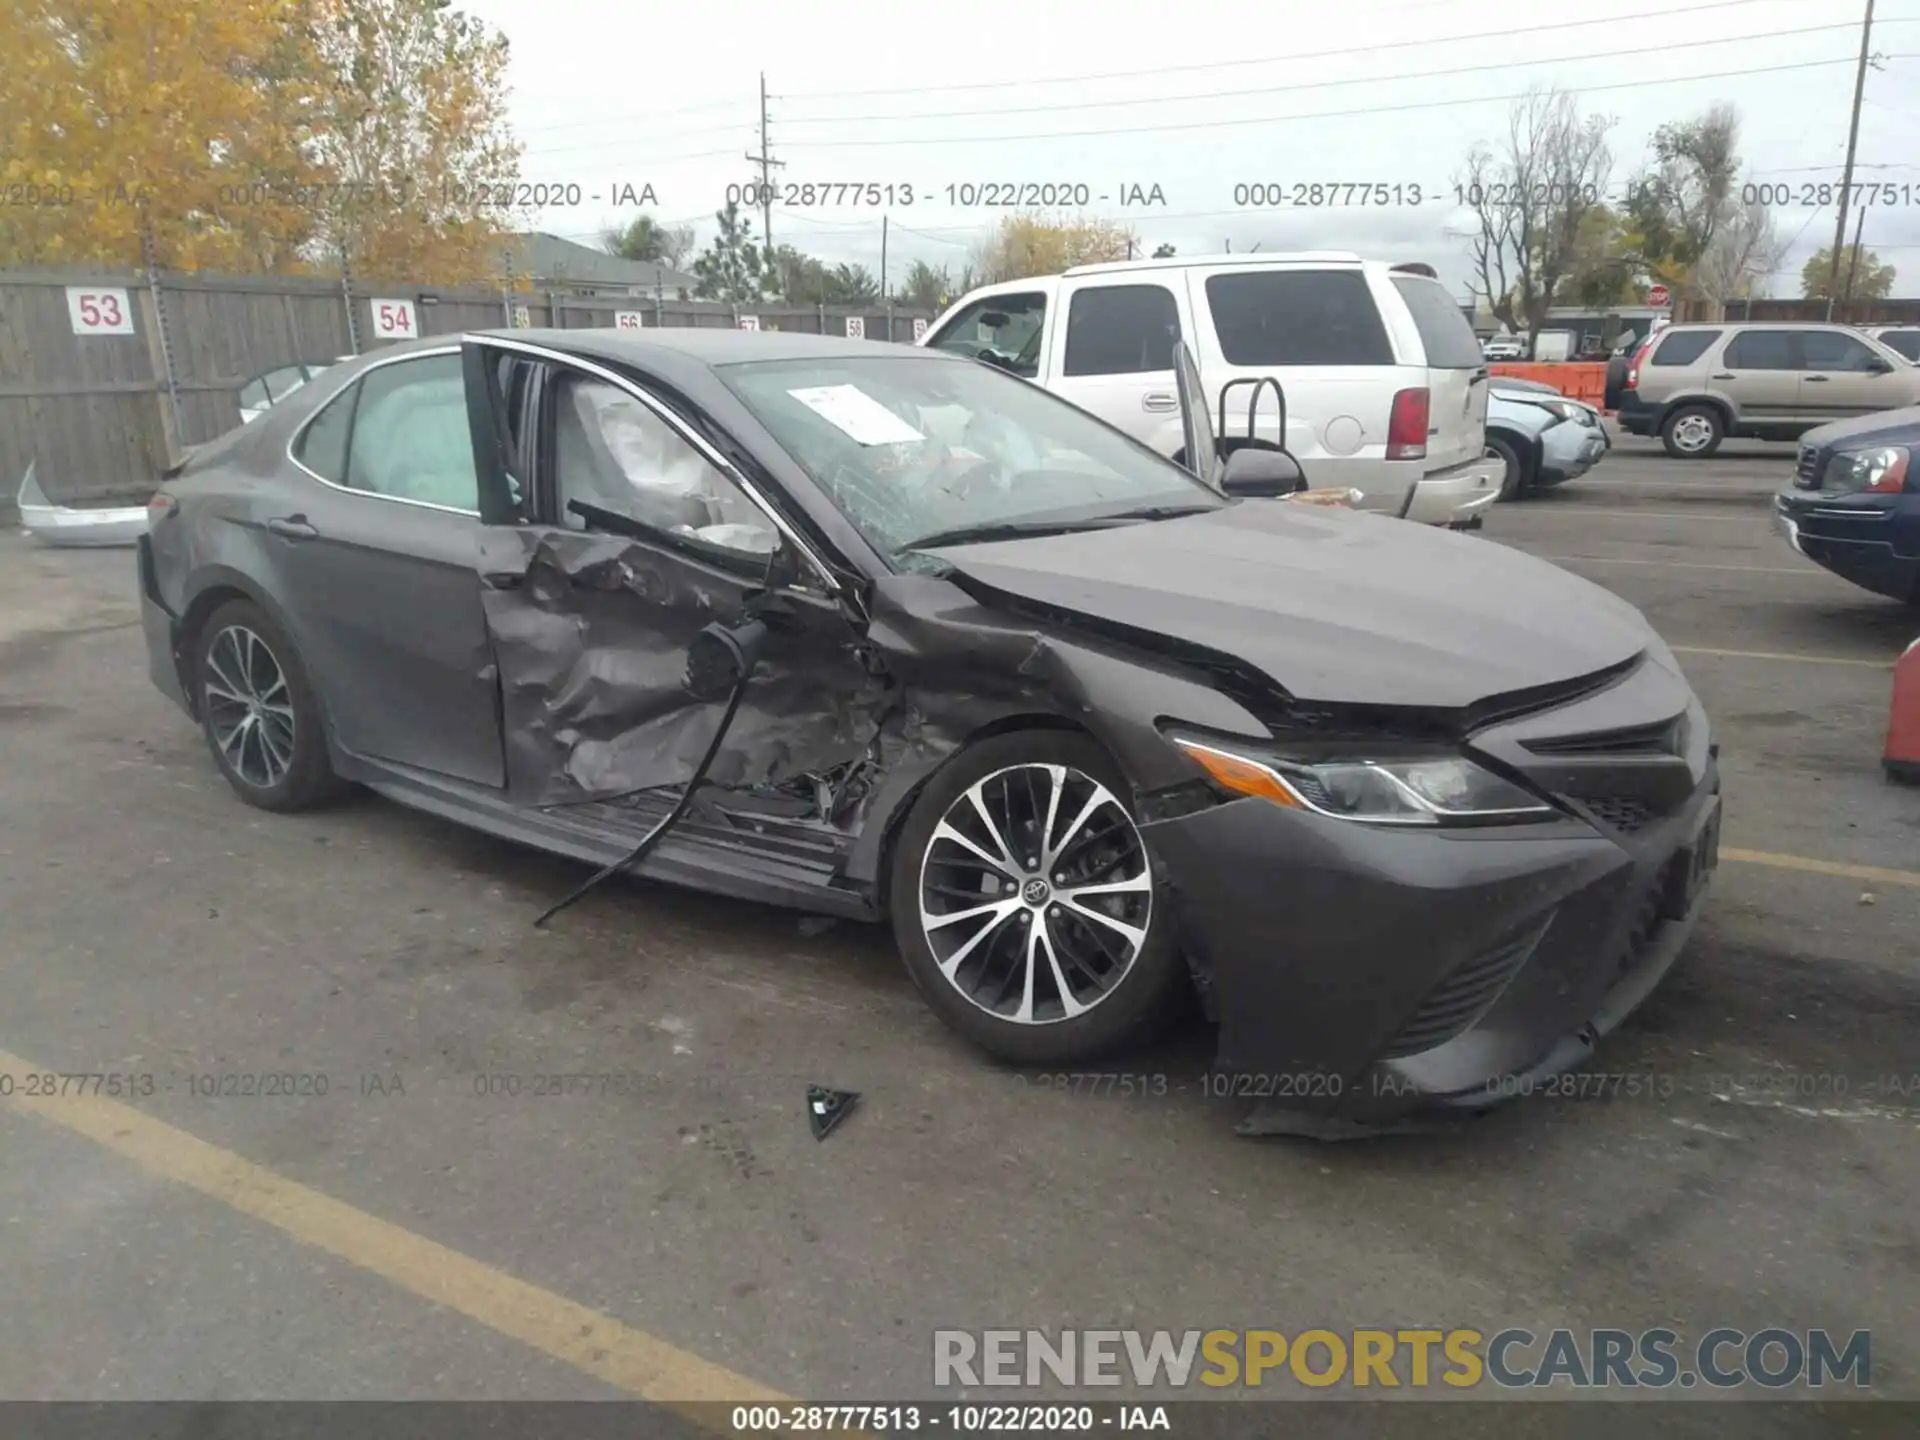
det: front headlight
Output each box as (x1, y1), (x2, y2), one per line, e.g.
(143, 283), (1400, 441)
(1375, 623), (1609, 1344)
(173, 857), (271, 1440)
(1172, 738), (1559, 826)
(1526, 398), (1581, 422)
(1826, 445), (1911, 495)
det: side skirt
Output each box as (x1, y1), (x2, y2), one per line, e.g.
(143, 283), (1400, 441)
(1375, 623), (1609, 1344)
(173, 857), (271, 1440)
(334, 751), (879, 920)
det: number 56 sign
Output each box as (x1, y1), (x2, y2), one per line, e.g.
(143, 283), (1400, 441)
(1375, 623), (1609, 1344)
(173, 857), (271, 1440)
(66, 287), (136, 336)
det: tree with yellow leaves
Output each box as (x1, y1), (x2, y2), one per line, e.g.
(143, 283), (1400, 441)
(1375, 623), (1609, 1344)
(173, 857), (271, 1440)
(305, 0), (522, 283)
(0, 0), (326, 270)
(970, 213), (1137, 283)
(0, 0), (520, 281)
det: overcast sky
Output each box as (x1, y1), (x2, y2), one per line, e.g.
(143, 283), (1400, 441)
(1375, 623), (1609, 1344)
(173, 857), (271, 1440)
(466, 0), (1920, 301)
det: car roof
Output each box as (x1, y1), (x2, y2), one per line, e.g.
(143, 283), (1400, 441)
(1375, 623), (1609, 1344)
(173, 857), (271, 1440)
(463, 326), (947, 368)
(1062, 250), (1364, 277)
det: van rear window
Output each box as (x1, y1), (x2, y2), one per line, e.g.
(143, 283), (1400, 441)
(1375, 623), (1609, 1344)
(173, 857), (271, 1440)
(1204, 271), (1393, 367)
(1390, 276), (1485, 368)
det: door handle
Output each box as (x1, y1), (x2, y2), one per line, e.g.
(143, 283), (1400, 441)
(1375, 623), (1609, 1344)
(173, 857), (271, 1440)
(265, 515), (318, 539)
(1804, 374), (1830, 382)
(1711, 372), (1736, 380)
(1142, 392), (1178, 412)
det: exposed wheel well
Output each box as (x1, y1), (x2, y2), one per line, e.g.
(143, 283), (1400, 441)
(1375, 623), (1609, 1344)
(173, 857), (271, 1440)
(173, 584), (254, 718)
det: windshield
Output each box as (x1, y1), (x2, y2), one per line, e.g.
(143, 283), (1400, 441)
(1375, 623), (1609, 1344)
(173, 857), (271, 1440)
(719, 354), (1226, 557)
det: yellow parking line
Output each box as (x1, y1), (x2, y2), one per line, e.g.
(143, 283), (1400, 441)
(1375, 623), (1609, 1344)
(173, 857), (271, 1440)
(1723, 849), (1920, 890)
(1672, 645), (1896, 668)
(0, 1047), (787, 1410)
(1541, 555), (1820, 576)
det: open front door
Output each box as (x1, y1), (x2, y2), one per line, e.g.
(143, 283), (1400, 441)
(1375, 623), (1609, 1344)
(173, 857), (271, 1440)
(462, 338), (886, 810)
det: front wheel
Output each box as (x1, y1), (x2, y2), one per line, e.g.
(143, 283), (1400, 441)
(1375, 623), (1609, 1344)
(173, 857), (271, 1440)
(1661, 404), (1724, 459)
(887, 731), (1188, 1066)
(1485, 433), (1527, 501)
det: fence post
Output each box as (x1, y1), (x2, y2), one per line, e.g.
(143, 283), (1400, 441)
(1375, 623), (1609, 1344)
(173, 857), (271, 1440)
(138, 221), (184, 465)
(339, 244), (362, 355)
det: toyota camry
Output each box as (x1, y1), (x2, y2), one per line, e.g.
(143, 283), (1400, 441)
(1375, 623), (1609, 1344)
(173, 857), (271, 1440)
(138, 329), (1721, 1133)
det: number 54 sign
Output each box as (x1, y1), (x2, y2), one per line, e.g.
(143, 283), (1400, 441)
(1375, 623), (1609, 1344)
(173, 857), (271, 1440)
(66, 287), (136, 335)
(369, 298), (418, 338)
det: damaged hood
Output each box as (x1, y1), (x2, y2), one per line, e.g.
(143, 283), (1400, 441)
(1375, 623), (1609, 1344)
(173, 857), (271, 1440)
(927, 501), (1654, 709)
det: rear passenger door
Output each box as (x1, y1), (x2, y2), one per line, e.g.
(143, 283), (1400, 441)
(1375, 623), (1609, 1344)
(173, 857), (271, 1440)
(1716, 330), (1801, 420)
(1798, 330), (1907, 418)
(1044, 279), (1188, 455)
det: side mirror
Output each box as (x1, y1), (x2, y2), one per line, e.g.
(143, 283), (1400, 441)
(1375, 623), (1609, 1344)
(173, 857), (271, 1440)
(684, 617), (769, 701)
(1221, 447), (1305, 497)
(1866, 356), (1894, 374)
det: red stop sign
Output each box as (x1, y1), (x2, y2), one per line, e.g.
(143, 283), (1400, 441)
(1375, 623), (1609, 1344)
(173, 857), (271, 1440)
(1647, 284), (1671, 308)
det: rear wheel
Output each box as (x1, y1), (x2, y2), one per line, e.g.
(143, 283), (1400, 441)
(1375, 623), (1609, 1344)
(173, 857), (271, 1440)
(191, 598), (344, 812)
(887, 731), (1187, 1066)
(1661, 404), (1724, 459)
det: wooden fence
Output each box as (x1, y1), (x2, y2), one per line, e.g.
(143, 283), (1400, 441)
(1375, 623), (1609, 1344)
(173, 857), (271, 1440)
(0, 266), (934, 517)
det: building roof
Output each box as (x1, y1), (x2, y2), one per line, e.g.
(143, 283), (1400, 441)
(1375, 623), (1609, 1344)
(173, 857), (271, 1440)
(508, 232), (698, 293)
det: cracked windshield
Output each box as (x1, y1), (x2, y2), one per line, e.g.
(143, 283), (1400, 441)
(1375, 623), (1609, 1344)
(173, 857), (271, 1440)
(3, 0), (1918, 1436)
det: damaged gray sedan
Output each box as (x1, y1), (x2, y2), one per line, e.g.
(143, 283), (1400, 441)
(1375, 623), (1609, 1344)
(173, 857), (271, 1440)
(139, 329), (1721, 1130)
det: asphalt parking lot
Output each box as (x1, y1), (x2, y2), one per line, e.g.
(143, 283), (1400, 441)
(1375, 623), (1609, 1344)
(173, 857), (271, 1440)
(2, 433), (1917, 1431)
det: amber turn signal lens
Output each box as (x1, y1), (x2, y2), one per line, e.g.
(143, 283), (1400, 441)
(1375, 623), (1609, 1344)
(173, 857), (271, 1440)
(1174, 740), (1303, 808)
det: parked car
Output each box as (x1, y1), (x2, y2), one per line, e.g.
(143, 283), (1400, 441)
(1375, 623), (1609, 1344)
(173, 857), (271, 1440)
(1616, 322), (1920, 458)
(239, 359), (348, 425)
(1483, 334), (1528, 361)
(1773, 404), (1920, 606)
(1865, 326), (1920, 363)
(920, 252), (1501, 528)
(138, 328), (1721, 1129)
(1484, 380), (1611, 499)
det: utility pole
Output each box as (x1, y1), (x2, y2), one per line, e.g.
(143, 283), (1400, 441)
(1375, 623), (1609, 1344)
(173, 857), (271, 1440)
(745, 71), (785, 257)
(1825, 0), (1876, 320)
(1842, 207), (1868, 307)
(879, 213), (889, 298)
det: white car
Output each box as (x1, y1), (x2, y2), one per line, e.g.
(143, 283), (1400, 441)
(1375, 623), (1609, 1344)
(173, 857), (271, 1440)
(1865, 326), (1920, 363)
(1482, 334), (1528, 360)
(920, 252), (1501, 526)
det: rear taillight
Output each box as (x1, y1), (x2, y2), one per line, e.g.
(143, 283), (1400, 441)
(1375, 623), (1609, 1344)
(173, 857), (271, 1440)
(1625, 340), (1654, 390)
(1386, 387), (1430, 461)
(147, 492), (177, 524)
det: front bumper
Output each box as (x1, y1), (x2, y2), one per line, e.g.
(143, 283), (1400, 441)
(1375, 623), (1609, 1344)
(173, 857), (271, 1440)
(1143, 747), (1720, 1125)
(1774, 492), (1920, 603)
(1537, 421), (1609, 485)
(1404, 456), (1504, 526)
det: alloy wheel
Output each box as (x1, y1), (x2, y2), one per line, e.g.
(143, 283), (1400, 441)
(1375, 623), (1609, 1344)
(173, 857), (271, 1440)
(1670, 413), (1716, 453)
(916, 763), (1153, 1025)
(202, 624), (296, 790)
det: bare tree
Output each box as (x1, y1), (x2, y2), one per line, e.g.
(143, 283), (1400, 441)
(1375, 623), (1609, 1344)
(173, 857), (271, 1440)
(1454, 87), (1615, 339)
(1692, 194), (1788, 304)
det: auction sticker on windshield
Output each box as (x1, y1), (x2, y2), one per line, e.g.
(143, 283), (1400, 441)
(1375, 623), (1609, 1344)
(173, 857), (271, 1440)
(788, 384), (926, 446)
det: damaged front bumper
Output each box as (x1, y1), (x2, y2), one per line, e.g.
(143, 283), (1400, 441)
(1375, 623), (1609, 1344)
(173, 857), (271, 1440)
(1142, 760), (1719, 1128)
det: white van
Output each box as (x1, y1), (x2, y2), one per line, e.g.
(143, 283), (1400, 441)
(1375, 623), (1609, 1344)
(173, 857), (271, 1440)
(919, 252), (1501, 524)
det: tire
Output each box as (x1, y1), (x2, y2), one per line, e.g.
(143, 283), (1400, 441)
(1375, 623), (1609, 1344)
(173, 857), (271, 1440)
(191, 598), (344, 812)
(1661, 404), (1724, 459)
(886, 730), (1188, 1067)
(1485, 433), (1527, 501)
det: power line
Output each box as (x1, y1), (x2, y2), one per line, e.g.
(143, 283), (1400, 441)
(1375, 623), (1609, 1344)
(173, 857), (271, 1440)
(774, 18), (1911, 128)
(777, 53), (1910, 150)
(774, 0), (1788, 100)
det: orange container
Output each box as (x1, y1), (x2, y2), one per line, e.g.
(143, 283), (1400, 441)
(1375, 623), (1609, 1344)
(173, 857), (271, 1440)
(1488, 362), (1609, 407)
(1886, 636), (1920, 784)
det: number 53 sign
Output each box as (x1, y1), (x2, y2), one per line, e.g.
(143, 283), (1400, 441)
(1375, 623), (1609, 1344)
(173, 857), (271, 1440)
(66, 287), (136, 336)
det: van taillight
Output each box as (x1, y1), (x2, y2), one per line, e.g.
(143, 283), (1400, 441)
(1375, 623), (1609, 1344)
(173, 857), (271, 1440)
(1386, 388), (1430, 461)
(147, 492), (177, 523)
